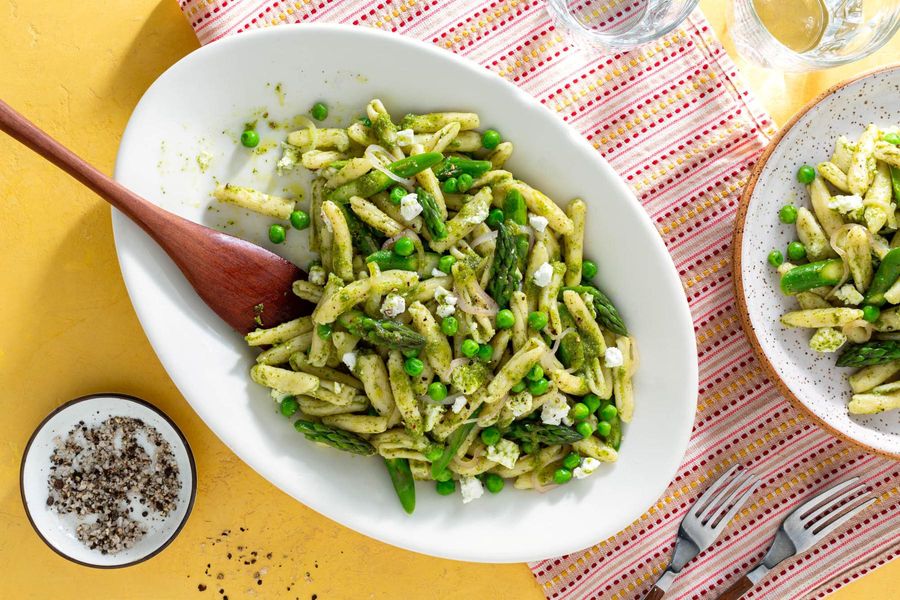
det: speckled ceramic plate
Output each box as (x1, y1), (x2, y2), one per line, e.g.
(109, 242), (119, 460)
(734, 65), (900, 458)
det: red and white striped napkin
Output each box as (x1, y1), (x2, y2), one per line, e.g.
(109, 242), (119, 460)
(178, 1), (900, 598)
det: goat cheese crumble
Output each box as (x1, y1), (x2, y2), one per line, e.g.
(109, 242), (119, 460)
(308, 264), (327, 286)
(400, 193), (423, 221)
(541, 394), (569, 425)
(342, 351), (358, 371)
(451, 395), (467, 414)
(828, 194), (864, 215)
(528, 214), (549, 232)
(573, 457), (602, 479)
(460, 475), (484, 503)
(834, 284), (864, 306)
(604, 347), (624, 368)
(381, 292), (406, 318)
(485, 439), (520, 469)
(422, 403), (444, 433)
(435, 285), (458, 318)
(533, 262), (553, 287)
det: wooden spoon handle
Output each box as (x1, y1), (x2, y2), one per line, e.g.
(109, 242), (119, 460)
(0, 99), (166, 233)
(643, 585), (666, 600)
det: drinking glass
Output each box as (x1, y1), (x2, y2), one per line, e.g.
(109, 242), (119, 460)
(546, 0), (700, 51)
(729, 0), (900, 71)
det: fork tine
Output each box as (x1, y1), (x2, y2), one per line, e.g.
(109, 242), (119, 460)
(693, 464), (741, 517)
(795, 477), (860, 519)
(810, 496), (876, 540)
(699, 470), (752, 522)
(801, 481), (868, 526)
(710, 475), (761, 530)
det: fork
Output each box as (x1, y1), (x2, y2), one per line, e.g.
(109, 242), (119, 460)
(716, 477), (876, 600)
(643, 465), (761, 600)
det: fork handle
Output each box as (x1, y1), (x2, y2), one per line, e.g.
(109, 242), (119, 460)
(644, 585), (667, 600)
(717, 575), (754, 600)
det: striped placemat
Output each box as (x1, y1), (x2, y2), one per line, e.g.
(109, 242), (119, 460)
(177, 1), (900, 598)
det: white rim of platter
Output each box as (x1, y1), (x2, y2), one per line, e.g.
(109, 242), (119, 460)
(112, 24), (698, 562)
(20, 394), (197, 567)
(736, 65), (900, 458)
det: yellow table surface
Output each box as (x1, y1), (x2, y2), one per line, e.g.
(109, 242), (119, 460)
(0, 2), (897, 598)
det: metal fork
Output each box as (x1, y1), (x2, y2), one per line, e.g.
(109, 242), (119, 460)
(643, 465), (761, 600)
(717, 477), (876, 600)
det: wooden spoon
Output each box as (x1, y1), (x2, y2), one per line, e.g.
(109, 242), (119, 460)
(0, 99), (308, 334)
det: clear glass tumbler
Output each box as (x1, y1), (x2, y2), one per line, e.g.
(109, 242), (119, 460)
(546, 0), (700, 51)
(729, 0), (900, 71)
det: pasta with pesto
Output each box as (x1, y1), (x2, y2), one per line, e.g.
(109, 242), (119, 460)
(223, 99), (636, 512)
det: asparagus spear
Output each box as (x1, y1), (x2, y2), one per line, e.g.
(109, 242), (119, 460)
(366, 250), (417, 271)
(556, 305), (585, 370)
(433, 156), (492, 181)
(891, 166), (900, 201)
(837, 340), (900, 368)
(384, 458), (416, 514)
(503, 188), (528, 225)
(779, 259), (843, 295)
(328, 152), (443, 203)
(504, 421), (583, 446)
(338, 310), (426, 352)
(294, 420), (376, 455)
(416, 187), (448, 240)
(340, 204), (382, 256)
(559, 285), (628, 336)
(486, 221), (522, 308)
(430, 406), (482, 478)
(864, 248), (900, 306)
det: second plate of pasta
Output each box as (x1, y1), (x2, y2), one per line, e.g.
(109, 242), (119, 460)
(112, 25), (697, 562)
(735, 65), (900, 458)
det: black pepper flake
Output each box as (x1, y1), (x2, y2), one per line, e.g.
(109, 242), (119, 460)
(198, 584), (207, 592)
(45, 416), (181, 555)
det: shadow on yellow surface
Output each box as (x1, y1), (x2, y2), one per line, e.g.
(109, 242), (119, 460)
(0, 0), (896, 598)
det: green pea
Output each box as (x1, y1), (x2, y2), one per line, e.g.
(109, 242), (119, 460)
(310, 102), (328, 121)
(279, 396), (299, 417)
(583, 394), (601, 413)
(528, 378), (550, 396)
(599, 403), (618, 422)
(359, 116), (372, 127)
(521, 442), (536, 455)
(425, 445), (444, 461)
(394, 236), (415, 257)
(442, 177), (459, 194)
(480, 426), (501, 446)
(496, 309), (515, 329)
(778, 204), (798, 224)
(553, 468), (573, 485)
(316, 323), (332, 340)
(268, 224), (286, 244)
(434, 469), (453, 482)
(562, 452), (581, 470)
(240, 129), (260, 148)
(570, 403), (590, 421)
(581, 260), (598, 280)
(526, 364), (544, 381)
(768, 250), (784, 267)
(787, 241), (807, 261)
(441, 316), (459, 336)
(477, 343), (494, 362)
(863, 305), (881, 323)
(290, 210), (311, 230)
(883, 132), (900, 145)
(796, 164), (816, 184)
(510, 380), (527, 393)
(457, 173), (474, 192)
(438, 255), (457, 274)
(402, 347), (420, 359)
(486, 208), (505, 229)
(596, 421), (612, 437)
(436, 479), (456, 495)
(528, 311), (549, 330)
(461, 339), (480, 358)
(482, 129), (501, 150)
(428, 381), (448, 402)
(575, 421), (594, 438)
(483, 473), (505, 493)
(403, 357), (424, 377)
(389, 186), (406, 205)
